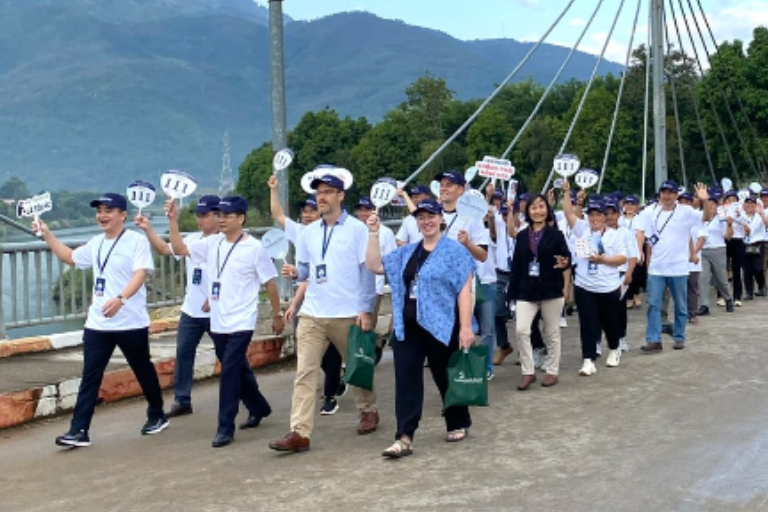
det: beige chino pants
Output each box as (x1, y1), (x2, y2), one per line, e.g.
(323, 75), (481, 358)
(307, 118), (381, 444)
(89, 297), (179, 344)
(515, 298), (564, 376)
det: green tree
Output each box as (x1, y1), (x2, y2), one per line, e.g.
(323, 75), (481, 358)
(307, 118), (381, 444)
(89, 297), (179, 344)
(0, 177), (30, 199)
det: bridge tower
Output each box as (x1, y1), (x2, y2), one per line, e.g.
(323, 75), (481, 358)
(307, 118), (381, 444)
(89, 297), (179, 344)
(218, 131), (234, 198)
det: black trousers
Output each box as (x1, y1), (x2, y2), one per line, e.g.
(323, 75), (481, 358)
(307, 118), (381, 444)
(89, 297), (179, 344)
(626, 262), (647, 301)
(530, 311), (545, 350)
(743, 245), (766, 296)
(574, 286), (622, 360)
(619, 272), (628, 338)
(727, 238), (746, 300)
(392, 322), (471, 440)
(210, 331), (271, 437)
(70, 328), (164, 432)
(321, 344), (343, 397)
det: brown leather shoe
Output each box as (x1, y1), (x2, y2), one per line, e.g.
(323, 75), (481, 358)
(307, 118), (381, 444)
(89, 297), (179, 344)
(493, 346), (514, 366)
(358, 411), (379, 435)
(517, 374), (537, 391)
(268, 431), (310, 453)
(541, 374), (559, 387)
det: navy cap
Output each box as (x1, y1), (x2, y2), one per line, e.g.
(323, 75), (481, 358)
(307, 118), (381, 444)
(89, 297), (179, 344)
(569, 191), (579, 203)
(760, 189), (768, 198)
(355, 196), (375, 210)
(214, 196), (248, 214)
(434, 170), (466, 187)
(678, 192), (694, 202)
(409, 185), (431, 197)
(298, 197), (318, 210)
(724, 190), (738, 201)
(90, 193), (128, 211)
(310, 174), (345, 191)
(195, 195), (220, 214)
(500, 204), (509, 215)
(519, 193), (531, 202)
(412, 198), (443, 217)
(659, 180), (679, 192)
(709, 193), (722, 202)
(492, 190), (504, 199)
(604, 199), (620, 212)
(587, 201), (606, 214)
(744, 195), (757, 203)
(624, 195), (639, 205)
(611, 191), (625, 202)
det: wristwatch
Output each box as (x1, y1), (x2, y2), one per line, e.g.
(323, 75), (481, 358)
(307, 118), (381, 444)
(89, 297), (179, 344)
(117, 294), (127, 305)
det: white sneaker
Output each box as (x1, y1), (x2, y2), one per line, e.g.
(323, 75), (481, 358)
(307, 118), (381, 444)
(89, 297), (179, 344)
(532, 348), (545, 369)
(619, 338), (629, 352)
(717, 298), (726, 307)
(596, 342), (602, 357)
(735, 300), (742, 307)
(579, 359), (597, 376)
(606, 349), (621, 367)
(560, 317), (567, 328)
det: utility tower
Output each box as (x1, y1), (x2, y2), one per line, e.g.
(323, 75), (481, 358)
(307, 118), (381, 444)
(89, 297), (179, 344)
(651, 0), (668, 189)
(219, 131), (234, 197)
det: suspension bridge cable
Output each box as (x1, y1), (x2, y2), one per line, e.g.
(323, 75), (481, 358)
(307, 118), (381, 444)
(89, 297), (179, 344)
(641, 1), (652, 203)
(663, 6), (716, 183)
(597, 0), (643, 193)
(662, 9), (689, 187)
(541, 0), (628, 193)
(401, 0), (578, 186)
(681, 0), (762, 178)
(693, 0), (767, 176)
(499, 0), (608, 162)
(668, 0), (740, 184)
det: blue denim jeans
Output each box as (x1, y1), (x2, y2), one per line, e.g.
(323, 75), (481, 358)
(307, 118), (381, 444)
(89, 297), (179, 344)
(646, 275), (688, 343)
(474, 283), (497, 373)
(174, 312), (211, 407)
(494, 271), (511, 350)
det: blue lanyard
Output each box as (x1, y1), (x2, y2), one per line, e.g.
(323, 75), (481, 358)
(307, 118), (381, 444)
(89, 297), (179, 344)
(97, 229), (126, 276)
(217, 234), (244, 279)
(653, 205), (676, 236)
(321, 222), (336, 260)
(442, 213), (459, 238)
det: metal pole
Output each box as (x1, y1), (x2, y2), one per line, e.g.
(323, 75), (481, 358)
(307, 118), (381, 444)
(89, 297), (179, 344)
(651, 0), (668, 189)
(269, 0), (290, 301)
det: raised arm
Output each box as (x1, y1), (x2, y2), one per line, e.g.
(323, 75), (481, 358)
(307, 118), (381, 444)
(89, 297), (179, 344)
(166, 199), (190, 256)
(364, 213), (386, 275)
(34, 219), (74, 266)
(135, 215), (172, 256)
(268, 175), (287, 228)
(560, 179), (579, 229)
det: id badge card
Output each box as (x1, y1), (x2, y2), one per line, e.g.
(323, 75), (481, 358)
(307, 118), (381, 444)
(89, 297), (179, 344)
(192, 267), (202, 286)
(588, 261), (598, 275)
(649, 234), (659, 246)
(211, 281), (221, 301)
(94, 277), (106, 297)
(409, 277), (419, 299)
(529, 261), (541, 277)
(315, 264), (328, 284)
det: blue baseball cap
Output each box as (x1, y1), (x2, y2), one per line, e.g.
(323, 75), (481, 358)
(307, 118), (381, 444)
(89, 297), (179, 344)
(659, 180), (679, 192)
(708, 192), (722, 202)
(90, 193), (128, 211)
(355, 196), (375, 210)
(724, 190), (738, 201)
(610, 191), (625, 202)
(519, 193), (531, 202)
(604, 199), (620, 212)
(298, 197), (318, 210)
(569, 191), (578, 203)
(492, 190), (504, 199)
(500, 204), (509, 215)
(412, 198), (443, 217)
(409, 185), (431, 197)
(434, 170), (466, 187)
(624, 195), (639, 205)
(760, 189), (768, 198)
(586, 201), (606, 214)
(678, 192), (694, 202)
(310, 174), (345, 191)
(744, 195), (757, 203)
(195, 195), (220, 214)
(214, 196), (248, 214)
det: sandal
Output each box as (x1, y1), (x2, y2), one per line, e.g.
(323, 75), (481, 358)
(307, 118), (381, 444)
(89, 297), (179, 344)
(445, 428), (469, 443)
(382, 439), (413, 459)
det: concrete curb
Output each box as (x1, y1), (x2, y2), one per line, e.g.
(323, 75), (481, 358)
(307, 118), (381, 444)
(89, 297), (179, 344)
(0, 318), (180, 359)
(0, 335), (287, 430)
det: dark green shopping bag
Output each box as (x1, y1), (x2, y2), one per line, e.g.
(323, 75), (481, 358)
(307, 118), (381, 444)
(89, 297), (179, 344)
(344, 324), (377, 391)
(445, 345), (489, 408)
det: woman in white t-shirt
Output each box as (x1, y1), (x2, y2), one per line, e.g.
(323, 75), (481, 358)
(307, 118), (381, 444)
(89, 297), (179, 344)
(724, 191), (747, 304)
(37, 193), (166, 448)
(562, 183), (627, 375)
(742, 196), (768, 299)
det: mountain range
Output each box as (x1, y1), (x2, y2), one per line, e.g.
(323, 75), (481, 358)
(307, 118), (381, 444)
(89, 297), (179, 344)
(0, 0), (623, 191)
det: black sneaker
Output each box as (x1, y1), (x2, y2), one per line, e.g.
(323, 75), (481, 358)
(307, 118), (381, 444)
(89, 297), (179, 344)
(141, 416), (170, 435)
(55, 430), (91, 448)
(696, 306), (710, 316)
(336, 379), (348, 398)
(166, 402), (193, 418)
(726, 300), (735, 313)
(320, 397), (339, 415)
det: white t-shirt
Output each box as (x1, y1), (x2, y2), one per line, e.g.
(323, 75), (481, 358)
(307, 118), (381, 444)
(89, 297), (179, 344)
(72, 229), (154, 331)
(557, 217), (578, 263)
(745, 213), (765, 244)
(442, 211), (490, 257)
(616, 225), (639, 273)
(376, 224), (398, 294)
(174, 232), (211, 318)
(638, 204), (703, 277)
(689, 225), (706, 272)
(703, 218), (727, 249)
(284, 218), (303, 246)
(726, 203), (746, 239)
(188, 234), (277, 334)
(619, 215), (642, 233)
(296, 213), (369, 318)
(396, 215), (423, 245)
(571, 220), (625, 293)
(476, 228), (497, 284)
(493, 215), (514, 272)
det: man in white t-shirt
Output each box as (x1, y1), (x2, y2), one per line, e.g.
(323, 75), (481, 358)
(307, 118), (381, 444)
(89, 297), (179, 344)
(396, 185), (431, 246)
(269, 174), (378, 453)
(135, 195), (221, 418)
(269, 174), (347, 416)
(37, 193), (167, 448)
(168, 196), (285, 448)
(636, 181), (711, 352)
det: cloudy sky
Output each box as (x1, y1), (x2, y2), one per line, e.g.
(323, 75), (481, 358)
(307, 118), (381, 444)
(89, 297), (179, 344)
(267, 0), (768, 65)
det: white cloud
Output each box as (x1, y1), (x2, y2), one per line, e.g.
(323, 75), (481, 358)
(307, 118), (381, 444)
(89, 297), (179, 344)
(709, 1), (768, 43)
(569, 18), (588, 27)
